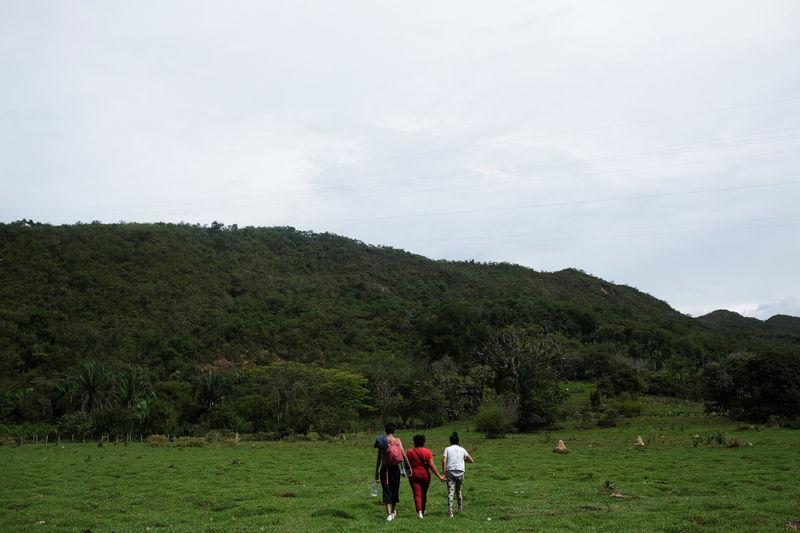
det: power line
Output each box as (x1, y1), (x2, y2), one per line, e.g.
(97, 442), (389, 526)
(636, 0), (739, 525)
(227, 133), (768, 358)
(299, 181), (800, 225)
(397, 215), (800, 245)
(376, 95), (800, 160)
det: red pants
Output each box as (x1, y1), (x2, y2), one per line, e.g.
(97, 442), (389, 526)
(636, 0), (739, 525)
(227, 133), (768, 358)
(408, 468), (431, 512)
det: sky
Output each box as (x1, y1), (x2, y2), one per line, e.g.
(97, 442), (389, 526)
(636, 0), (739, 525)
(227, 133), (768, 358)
(2, 1), (799, 319)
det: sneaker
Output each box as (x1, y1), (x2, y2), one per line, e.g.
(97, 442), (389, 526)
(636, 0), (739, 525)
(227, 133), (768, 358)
(448, 509), (454, 518)
(386, 514), (394, 521)
(417, 511), (423, 519)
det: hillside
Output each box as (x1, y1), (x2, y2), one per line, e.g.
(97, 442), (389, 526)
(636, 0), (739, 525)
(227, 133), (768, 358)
(2, 221), (797, 376)
(1, 221), (798, 435)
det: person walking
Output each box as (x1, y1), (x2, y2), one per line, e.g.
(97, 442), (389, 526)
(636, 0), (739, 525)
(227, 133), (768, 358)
(442, 431), (474, 517)
(406, 434), (446, 519)
(374, 423), (412, 521)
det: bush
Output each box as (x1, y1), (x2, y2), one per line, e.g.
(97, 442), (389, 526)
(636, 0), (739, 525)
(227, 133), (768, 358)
(203, 429), (233, 443)
(240, 431), (279, 441)
(147, 434), (171, 447)
(597, 409), (618, 428)
(732, 352), (800, 422)
(474, 398), (516, 438)
(57, 412), (94, 439)
(174, 436), (207, 447)
(1, 436), (20, 447)
(614, 400), (643, 418)
(596, 366), (644, 398)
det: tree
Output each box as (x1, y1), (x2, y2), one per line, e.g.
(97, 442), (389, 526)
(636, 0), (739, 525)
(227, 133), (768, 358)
(474, 394), (517, 438)
(70, 361), (114, 415)
(697, 361), (734, 412)
(419, 302), (490, 363)
(116, 365), (151, 409)
(11, 387), (53, 423)
(135, 397), (178, 435)
(730, 351), (800, 423)
(193, 371), (229, 411)
(408, 380), (447, 427)
(596, 366), (645, 398)
(57, 411), (94, 439)
(478, 328), (566, 431)
(264, 362), (368, 434)
(94, 406), (135, 436)
(368, 376), (403, 425)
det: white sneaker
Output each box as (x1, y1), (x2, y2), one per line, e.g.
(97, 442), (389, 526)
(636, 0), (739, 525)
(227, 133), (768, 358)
(448, 509), (454, 518)
(418, 511), (423, 519)
(386, 514), (394, 521)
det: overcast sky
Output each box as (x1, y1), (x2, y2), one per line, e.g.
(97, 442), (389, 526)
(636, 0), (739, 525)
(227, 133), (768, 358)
(2, 1), (799, 319)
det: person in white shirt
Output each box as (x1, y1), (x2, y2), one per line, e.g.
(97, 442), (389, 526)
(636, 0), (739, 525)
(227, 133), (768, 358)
(442, 431), (474, 517)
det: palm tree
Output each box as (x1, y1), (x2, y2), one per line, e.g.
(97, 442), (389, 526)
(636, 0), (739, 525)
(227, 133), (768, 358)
(193, 371), (229, 410)
(71, 361), (114, 415)
(116, 365), (151, 409)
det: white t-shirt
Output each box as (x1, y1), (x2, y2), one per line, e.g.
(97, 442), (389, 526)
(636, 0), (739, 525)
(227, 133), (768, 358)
(443, 444), (469, 475)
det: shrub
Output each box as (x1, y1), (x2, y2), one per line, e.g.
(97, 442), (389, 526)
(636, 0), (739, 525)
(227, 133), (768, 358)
(147, 434), (171, 447)
(474, 398), (516, 438)
(174, 436), (207, 447)
(57, 411), (94, 439)
(203, 429), (233, 443)
(589, 390), (602, 412)
(597, 409), (618, 428)
(614, 400), (643, 418)
(241, 431), (279, 441)
(600, 480), (617, 493)
(596, 366), (644, 398)
(707, 430), (726, 445)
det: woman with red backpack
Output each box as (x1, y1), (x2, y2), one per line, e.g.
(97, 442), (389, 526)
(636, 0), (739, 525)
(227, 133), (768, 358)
(373, 423), (412, 521)
(407, 434), (446, 519)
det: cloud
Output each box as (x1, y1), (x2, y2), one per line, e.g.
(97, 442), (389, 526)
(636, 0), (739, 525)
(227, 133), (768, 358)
(1, 0), (799, 317)
(741, 298), (800, 320)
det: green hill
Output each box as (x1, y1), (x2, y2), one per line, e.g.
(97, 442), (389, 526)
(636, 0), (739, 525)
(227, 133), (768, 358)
(1, 221), (797, 435)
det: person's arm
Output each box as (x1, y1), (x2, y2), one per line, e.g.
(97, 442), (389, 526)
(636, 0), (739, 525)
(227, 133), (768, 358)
(375, 449), (381, 481)
(442, 452), (448, 478)
(464, 448), (474, 463)
(400, 442), (412, 478)
(429, 454), (445, 481)
(403, 452), (413, 478)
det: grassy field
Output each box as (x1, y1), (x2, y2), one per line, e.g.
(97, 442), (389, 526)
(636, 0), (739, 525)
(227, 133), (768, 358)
(2, 391), (799, 532)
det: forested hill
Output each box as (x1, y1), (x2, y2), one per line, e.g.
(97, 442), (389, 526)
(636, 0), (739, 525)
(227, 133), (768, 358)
(1, 221), (797, 383)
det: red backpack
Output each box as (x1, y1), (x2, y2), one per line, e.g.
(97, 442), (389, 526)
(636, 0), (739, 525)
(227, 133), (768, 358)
(383, 439), (404, 465)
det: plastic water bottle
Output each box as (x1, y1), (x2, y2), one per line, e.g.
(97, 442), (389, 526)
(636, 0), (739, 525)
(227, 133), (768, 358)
(371, 481), (379, 497)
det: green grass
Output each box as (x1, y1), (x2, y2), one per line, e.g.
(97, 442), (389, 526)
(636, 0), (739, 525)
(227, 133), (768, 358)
(2, 394), (799, 532)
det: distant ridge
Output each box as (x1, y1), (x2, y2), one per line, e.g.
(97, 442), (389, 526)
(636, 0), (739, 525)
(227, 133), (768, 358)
(765, 314), (800, 331)
(696, 309), (764, 327)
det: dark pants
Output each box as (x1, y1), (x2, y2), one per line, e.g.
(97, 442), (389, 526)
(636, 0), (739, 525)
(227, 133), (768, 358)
(379, 464), (401, 505)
